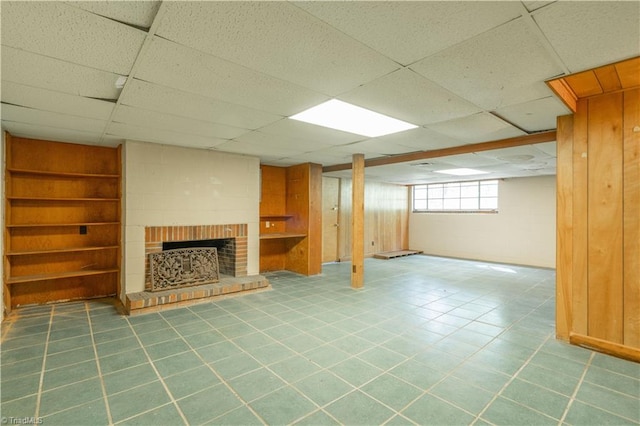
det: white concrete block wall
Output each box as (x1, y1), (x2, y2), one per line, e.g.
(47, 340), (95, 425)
(123, 141), (260, 299)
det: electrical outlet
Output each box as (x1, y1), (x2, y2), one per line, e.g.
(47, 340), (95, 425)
(266, 221), (270, 228)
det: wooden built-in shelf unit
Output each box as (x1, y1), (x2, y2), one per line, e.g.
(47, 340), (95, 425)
(3, 133), (122, 312)
(259, 163), (322, 275)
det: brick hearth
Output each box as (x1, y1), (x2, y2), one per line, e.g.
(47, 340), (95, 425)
(124, 224), (269, 314)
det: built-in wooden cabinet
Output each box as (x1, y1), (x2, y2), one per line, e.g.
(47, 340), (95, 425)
(259, 163), (322, 275)
(4, 134), (121, 311)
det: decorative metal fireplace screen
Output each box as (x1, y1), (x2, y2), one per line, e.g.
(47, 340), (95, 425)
(149, 247), (220, 291)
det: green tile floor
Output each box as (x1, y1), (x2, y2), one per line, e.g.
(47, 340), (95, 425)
(1, 256), (639, 425)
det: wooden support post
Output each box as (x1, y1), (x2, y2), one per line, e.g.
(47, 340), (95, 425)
(351, 154), (364, 289)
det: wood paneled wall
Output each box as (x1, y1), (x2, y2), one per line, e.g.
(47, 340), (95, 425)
(556, 89), (640, 360)
(337, 179), (409, 260)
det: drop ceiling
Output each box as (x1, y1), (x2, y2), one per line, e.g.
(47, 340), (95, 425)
(1, 1), (638, 185)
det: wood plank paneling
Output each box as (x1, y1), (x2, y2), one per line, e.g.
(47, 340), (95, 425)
(564, 71), (603, 98)
(587, 93), (624, 343)
(615, 57), (640, 89)
(285, 163), (310, 275)
(322, 177), (339, 263)
(623, 88), (640, 348)
(260, 165), (287, 217)
(307, 163), (323, 275)
(572, 99), (589, 336)
(554, 57), (640, 358)
(556, 114), (574, 340)
(351, 154), (365, 288)
(338, 180), (408, 260)
(594, 65), (623, 93)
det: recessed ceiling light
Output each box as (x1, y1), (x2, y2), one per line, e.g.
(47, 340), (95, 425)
(289, 99), (418, 138)
(434, 168), (490, 176)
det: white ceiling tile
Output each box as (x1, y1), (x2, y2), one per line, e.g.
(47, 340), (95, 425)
(330, 139), (413, 157)
(135, 37), (328, 116)
(1, 81), (115, 121)
(365, 164), (431, 181)
(374, 128), (464, 152)
(254, 119), (364, 146)
(107, 122), (227, 149)
(294, 1), (523, 66)
(234, 130), (334, 152)
(214, 140), (304, 158)
(112, 105), (249, 140)
(119, 79), (282, 130)
(523, 1), (555, 12)
(1, 47), (122, 99)
(426, 113), (526, 143)
(280, 150), (353, 166)
(533, 142), (557, 157)
(339, 69), (481, 126)
(434, 153), (504, 168)
(475, 146), (553, 164)
(1, 104), (108, 134)
(495, 97), (570, 132)
(2, 2), (146, 74)
(411, 18), (564, 110)
(1, 121), (105, 145)
(156, 1), (399, 95)
(533, 1), (640, 72)
(66, 1), (160, 28)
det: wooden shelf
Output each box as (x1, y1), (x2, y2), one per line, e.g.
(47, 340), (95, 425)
(260, 233), (306, 240)
(7, 222), (121, 228)
(4, 134), (122, 311)
(7, 246), (120, 256)
(260, 215), (294, 220)
(8, 168), (120, 179)
(7, 269), (120, 285)
(8, 197), (120, 202)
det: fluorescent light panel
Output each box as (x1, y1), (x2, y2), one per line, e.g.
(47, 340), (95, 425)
(289, 99), (418, 137)
(434, 168), (489, 176)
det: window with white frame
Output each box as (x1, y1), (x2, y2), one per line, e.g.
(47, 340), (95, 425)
(413, 180), (499, 212)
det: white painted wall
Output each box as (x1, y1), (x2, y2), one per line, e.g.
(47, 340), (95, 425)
(123, 141), (260, 299)
(409, 175), (556, 268)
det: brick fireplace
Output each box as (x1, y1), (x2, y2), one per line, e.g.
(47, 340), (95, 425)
(144, 224), (248, 290)
(125, 223), (269, 314)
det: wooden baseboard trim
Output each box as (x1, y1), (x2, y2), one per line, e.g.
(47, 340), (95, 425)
(570, 333), (640, 363)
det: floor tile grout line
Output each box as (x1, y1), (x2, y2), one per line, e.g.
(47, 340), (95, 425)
(558, 350), (595, 425)
(123, 315), (190, 426)
(189, 297), (401, 424)
(85, 301), (114, 426)
(472, 333), (560, 425)
(156, 310), (269, 426)
(33, 305), (55, 419)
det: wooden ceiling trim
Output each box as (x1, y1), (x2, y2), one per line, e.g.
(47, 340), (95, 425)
(322, 130), (557, 172)
(615, 57), (640, 89)
(594, 65), (623, 92)
(564, 71), (603, 98)
(547, 56), (640, 112)
(547, 78), (578, 113)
